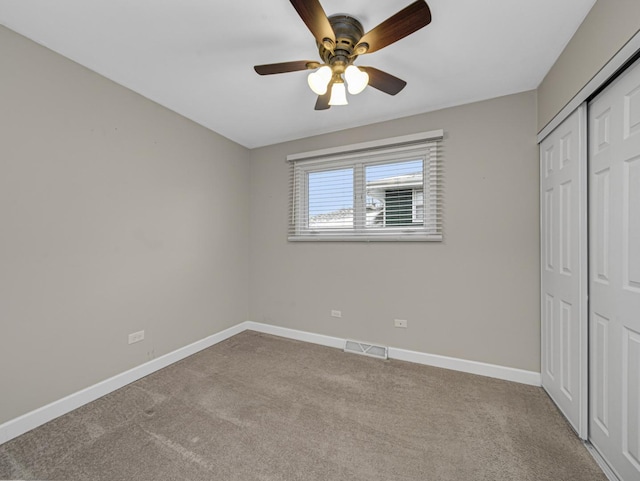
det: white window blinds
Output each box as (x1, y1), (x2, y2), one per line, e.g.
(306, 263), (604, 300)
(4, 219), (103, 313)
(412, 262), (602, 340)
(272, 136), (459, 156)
(288, 130), (443, 241)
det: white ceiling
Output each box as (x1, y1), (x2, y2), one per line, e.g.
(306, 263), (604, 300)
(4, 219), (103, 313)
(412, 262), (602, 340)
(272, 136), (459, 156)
(0, 0), (596, 148)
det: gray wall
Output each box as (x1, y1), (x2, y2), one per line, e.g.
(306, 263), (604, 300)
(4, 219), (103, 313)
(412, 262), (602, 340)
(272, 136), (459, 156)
(538, 0), (640, 132)
(0, 26), (250, 424)
(249, 91), (540, 372)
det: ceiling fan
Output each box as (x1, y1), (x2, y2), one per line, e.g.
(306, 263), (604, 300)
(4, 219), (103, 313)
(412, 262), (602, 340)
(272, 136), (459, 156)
(254, 0), (432, 110)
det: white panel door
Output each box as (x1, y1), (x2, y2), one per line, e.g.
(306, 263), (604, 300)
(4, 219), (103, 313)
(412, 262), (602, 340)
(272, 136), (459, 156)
(589, 57), (640, 481)
(540, 104), (588, 438)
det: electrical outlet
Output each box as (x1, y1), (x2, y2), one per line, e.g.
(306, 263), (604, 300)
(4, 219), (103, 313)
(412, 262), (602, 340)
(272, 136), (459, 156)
(394, 319), (408, 328)
(128, 330), (145, 344)
(331, 310), (342, 318)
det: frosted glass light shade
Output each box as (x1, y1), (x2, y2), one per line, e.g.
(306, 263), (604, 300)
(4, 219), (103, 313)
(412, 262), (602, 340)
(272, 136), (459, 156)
(307, 66), (332, 95)
(345, 65), (369, 95)
(328, 81), (348, 106)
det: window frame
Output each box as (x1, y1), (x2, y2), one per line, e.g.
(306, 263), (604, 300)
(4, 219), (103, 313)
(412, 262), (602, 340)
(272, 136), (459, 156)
(288, 130), (443, 242)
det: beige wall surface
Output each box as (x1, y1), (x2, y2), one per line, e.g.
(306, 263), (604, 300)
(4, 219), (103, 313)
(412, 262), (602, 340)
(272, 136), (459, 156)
(0, 26), (250, 424)
(538, 0), (640, 132)
(249, 91), (540, 372)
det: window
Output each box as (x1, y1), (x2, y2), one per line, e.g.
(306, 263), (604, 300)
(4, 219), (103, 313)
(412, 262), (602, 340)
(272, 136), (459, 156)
(288, 131), (442, 241)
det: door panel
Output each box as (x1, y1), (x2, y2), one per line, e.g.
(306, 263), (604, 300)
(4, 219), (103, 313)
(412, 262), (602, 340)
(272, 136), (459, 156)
(544, 293), (555, 380)
(589, 56), (640, 481)
(592, 313), (610, 436)
(623, 328), (640, 470)
(540, 105), (588, 438)
(624, 157), (640, 291)
(560, 300), (573, 398)
(560, 180), (573, 275)
(593, 168), (611, 284)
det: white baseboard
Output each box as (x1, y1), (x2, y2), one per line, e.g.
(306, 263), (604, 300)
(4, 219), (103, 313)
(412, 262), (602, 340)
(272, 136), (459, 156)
(388, 346), (541, 386)
(0, 320), (541, 445)
(245, 321), (345, 349)
(0, 322), (249, 445)
(246, 321), (541, 386)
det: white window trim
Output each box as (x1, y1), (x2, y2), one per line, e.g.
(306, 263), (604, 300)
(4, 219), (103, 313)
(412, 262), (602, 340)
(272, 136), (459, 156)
(287, 131), (443, 242)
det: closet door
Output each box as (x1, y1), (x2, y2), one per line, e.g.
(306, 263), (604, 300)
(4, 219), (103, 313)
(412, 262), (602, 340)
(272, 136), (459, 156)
(540, 104), (588, 438)
(589, 57), (640, 481)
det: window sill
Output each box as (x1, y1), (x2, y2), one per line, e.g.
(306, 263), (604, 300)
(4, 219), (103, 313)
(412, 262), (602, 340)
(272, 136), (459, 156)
(288, 233), (443, 242)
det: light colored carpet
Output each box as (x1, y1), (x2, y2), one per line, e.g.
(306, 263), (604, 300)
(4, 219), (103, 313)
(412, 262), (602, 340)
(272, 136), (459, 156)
(0, 330), (606, 480)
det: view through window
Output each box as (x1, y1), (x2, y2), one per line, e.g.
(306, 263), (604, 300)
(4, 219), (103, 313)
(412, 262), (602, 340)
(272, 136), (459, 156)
(306, 159), (425, 231)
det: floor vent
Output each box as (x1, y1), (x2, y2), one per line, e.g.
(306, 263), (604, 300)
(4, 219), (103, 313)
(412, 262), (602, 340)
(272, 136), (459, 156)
(344, 340), (388, 360)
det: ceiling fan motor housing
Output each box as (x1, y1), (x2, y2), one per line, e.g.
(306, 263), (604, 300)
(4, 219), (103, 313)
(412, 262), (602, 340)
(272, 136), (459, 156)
(318, 15), (365, 73)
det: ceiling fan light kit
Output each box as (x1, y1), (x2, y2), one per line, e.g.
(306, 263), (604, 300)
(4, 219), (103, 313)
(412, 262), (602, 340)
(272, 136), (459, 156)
(307, 65), (332, 95)
(344, 65), (369, 95)
(254, 0), (432, 110)
(328, 80), (348, 106)
(308, 65), (368, 102)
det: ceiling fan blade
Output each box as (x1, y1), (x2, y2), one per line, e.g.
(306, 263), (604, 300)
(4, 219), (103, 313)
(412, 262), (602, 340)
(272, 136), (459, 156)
(360, 67), (407, 95)
(315, 84), (332, 110)
(355, 0), (431, 54)
(289, 0), (336, 47)
(254, 60), (320, 75)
